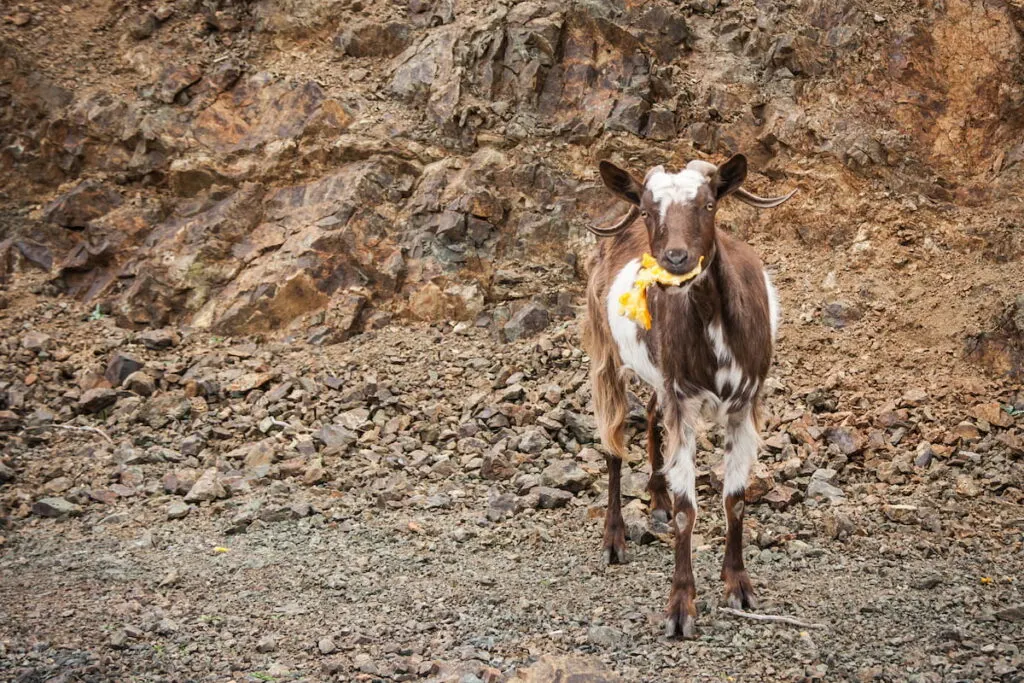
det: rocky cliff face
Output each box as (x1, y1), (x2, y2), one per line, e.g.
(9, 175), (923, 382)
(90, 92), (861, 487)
(2, 0), (1023, 347)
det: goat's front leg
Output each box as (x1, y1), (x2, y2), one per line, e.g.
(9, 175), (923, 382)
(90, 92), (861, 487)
(721, 407), (759, 610)
(646, 394), (672, 524)
(663, 403), (699, 638)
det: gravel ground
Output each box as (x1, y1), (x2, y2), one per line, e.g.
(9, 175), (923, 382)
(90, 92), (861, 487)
(1, 272), (1023, 682)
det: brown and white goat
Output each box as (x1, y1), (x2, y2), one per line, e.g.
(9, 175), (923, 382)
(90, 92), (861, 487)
(582, 154), (794, 638)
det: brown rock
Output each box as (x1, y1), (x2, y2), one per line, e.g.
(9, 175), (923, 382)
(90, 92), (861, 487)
(824, 426), (866, 455)
(244, 440), (277, 471)
(7, 11), (31, 26)
(0, 410), (20, 431)
(334, 21), (411, 57)
(150, 63), (204, 104)
(303, 459), (328, 485)
(105, 352), (144, 387)
(128, 12), (158, 40)
(123, 371), (156, 397)
(952, 422), (981, 442)
(226, 372), (277, 394)
(139, 329), (180, 350)
(79, 388), (118, 414)
(184, 468), (226, 502)
(710, 460), (775, 502)
(972, 402), (1013, 428)
(954, 474), (980, 498)
(163, 470), (198, 495)
(763, 484), (800, 510)
(901, 388), (929, 407)
(43, 180), (122, 229)
(21, 331), (51, 352)
(515, 655), (622, 682)
(279, 457), (307, 477)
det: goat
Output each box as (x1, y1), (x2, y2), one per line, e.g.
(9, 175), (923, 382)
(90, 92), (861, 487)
(582, 154), (794, 638)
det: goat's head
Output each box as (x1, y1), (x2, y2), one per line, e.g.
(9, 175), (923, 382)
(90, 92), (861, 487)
(591, 155), (796, 275)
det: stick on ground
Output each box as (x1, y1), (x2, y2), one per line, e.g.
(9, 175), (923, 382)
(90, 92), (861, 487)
(25, 424), (114, 444)
(718, 607), (826, 629)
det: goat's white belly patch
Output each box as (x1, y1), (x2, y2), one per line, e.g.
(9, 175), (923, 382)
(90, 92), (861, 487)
(607, 259), (665, 390)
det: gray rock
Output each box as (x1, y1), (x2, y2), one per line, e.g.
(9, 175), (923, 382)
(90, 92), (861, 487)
(78, 388), (118, 414)
(257, 635), (278, 653)
(541, 460), (594, 493)
(587, 625), (624, 648)
(532, 486), (573, 509)
(21, 331), (51, 352)
(318, 636), (337, 655)
(810, 468), (837, 483)
(822, 300), (863, 329)
(0, 461), (15, 484)
(622, 499), (657, 544)
(183, 468), (226, 503)
(32, 497), (82, 518)
(166, 501), (191, 520)
(518, 428), (550, 454)
(503, 303), (551, 342)
(994, 605), (1024, 622)
(513, 473), (542, 494)
(487, 490), (518, 521)
(806, 478), (845, 504)
(314, 424), (357, 450)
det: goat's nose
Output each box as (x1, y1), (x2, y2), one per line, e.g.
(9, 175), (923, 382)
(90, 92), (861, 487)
(664, 249), (688, 266)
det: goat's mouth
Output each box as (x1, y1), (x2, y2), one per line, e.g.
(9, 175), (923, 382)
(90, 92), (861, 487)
(658, 257), (703, 277)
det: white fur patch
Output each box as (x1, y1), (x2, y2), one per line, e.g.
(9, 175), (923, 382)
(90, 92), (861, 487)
(665, 422), (697, 505)
(646, 169), (707, 219)
(723, 410), (759, 496)
(607, 259), (664, 390)
(706, 322), (730, 363)
(707, 323), (748, 400)
(764, 270), (780, 340)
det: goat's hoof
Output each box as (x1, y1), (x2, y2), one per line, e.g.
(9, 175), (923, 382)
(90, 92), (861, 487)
(663, 612), (697, 640)
(651, 508), (670, 524)
(664, 590), (698, 639)
(602, 545), (627, 565)
(722, 569), (758, 610)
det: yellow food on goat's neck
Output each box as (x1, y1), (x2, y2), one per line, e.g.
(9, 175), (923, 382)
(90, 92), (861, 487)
(618, 253), (704, 330)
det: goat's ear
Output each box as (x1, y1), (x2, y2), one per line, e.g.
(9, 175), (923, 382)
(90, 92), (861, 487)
(599, 160), (644, 206)
(715, 154), (747, 199)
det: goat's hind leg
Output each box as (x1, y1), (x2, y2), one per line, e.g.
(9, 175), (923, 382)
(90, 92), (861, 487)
(592, 354), (629, 565)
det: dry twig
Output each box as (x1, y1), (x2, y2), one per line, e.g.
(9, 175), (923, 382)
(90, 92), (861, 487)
(25, 424), (114, 444)
(718, 607), (826, 629)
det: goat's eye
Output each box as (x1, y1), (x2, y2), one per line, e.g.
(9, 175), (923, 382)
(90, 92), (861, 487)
(640, 210), (649, 218)
(705, 202), (714, 211)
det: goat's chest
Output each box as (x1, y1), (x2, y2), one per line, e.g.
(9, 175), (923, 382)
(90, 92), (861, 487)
(606, 260), (666, 390)
(605, 261), (764, 407)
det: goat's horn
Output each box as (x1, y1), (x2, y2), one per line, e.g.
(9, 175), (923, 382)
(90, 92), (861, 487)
(586, 206), (640, 237)
(733, 187), (797, 209)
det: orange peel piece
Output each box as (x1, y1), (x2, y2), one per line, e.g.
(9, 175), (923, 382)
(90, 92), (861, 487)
(618, 253), (704, 330)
